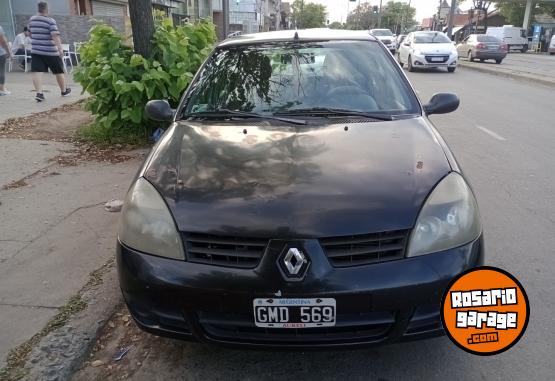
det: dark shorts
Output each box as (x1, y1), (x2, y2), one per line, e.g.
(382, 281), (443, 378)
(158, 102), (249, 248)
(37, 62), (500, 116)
(31, 54), (64, 74)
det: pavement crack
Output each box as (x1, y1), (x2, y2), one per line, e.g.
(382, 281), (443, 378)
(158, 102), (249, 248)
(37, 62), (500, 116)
(10, 201), (107, 259)
(0, 302), (60, 310)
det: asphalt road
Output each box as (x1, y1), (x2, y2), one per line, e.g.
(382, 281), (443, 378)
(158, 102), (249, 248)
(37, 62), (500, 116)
(74, 67), (555, 381)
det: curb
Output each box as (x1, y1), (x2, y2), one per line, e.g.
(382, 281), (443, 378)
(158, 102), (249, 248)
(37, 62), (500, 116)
(458, 61), (555, 88)
(1, 258), (122, 381)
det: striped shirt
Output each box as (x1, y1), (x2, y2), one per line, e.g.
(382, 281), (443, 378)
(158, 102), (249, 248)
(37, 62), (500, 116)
(29, 15), (60, 56)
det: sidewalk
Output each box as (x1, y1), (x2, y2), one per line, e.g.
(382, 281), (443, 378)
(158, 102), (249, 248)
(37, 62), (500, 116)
(0, 75), (145, 374)
(0, 70), (86, 123)
(458, 52), (555, 87)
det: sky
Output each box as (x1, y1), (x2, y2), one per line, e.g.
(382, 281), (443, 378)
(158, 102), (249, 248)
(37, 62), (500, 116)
(306, 0), (475, 24)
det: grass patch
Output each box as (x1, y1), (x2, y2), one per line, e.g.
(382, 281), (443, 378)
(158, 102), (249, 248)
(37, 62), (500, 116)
(76, 122), (150, 146)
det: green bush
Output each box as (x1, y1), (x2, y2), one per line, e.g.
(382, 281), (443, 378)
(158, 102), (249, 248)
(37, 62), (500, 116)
(74, 17), (217, 143)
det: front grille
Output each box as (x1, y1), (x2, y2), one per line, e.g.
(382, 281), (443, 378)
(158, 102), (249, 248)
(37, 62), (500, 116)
(424, 55), (449, 63)
(198, 310), (394, 344)
(382, 39), (392, 44)
(320, 230), (409, 267)
(183, 232), (268, 268)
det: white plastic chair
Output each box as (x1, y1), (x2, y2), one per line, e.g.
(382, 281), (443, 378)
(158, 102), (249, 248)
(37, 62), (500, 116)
(61, 43), (73, 73)
(71, 42), (83, 65)
(7, 42), (30, 72)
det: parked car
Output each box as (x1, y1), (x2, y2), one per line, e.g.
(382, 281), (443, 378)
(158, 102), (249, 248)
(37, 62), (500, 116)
(456, 34), (508, 64)
(369, 28), (397, 53)
(118, 29), (483, 349)
(549, 34), (555, 55)
(486, 26), (528, 52)
(398, 31), (458, 72)
(396, 34), (407, 49)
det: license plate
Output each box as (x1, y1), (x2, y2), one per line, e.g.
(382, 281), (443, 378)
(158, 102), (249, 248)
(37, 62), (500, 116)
(430, 57), (444, 62)
(253, 298), (336, 328)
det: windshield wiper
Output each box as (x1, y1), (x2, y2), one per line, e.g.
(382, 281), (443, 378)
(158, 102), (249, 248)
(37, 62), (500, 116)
(274, 107), (395, 121)
(186, 109), (307, 125)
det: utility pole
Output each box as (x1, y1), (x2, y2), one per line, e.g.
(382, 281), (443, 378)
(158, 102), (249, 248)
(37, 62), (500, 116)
(400, 0), (411, 34)
(223, 0), (229, 38)
(378, 0), (383, 28)
(446, 0), (457, 39)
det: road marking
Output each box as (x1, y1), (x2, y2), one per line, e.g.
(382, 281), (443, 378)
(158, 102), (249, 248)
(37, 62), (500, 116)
(475, 125), (507, 141)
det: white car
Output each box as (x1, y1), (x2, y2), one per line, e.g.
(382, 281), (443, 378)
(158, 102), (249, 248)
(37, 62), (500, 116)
(369, 28), (397, 54)
(398, 31), (458, 73)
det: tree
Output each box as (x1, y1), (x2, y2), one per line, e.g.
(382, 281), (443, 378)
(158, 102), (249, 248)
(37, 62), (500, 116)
(492, 1), (555, 26)
(380, 1), (417, 34)
(291, 0), (327, 28)
(346, 3), (378, 30)
(328, 21), (345, 29)
(346, 1), (416, 33)
(128, 0), (154, 57)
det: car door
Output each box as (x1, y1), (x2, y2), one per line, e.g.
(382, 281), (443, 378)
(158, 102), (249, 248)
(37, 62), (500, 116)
(399, 33), (412, 63)
(457, 36), (470, 57)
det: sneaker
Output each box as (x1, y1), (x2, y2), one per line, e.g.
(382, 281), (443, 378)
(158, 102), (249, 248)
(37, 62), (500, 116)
(61, 88), (71, 97)
(35, 93), (45, 102)
(0, 90), (11, 96)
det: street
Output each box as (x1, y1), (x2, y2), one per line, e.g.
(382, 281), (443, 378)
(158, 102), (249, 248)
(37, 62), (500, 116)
(72, 66), (555, 380)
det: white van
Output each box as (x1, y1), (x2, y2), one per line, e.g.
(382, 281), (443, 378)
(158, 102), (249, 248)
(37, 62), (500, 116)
(486, 26), (528, 52)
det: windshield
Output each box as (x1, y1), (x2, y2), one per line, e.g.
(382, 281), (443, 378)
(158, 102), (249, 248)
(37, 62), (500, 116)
(371, 30), (393, 37)
(414, 32), (452, 44)
(477, 35), (501, 43)
(182, 41), (420, 118)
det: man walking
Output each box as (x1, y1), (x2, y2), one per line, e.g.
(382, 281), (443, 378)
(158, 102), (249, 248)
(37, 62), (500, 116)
(0, 25), (11, 96)
(28, 1), (71, 102)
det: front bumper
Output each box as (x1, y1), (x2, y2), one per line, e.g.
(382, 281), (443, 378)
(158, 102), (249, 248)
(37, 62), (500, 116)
(117, 235), (484, 350)
(412, 53), (458, 68)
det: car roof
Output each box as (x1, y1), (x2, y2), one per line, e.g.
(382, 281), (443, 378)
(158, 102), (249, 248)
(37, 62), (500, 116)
(412, 31), (447, 35)
(218, 29), (378, 48)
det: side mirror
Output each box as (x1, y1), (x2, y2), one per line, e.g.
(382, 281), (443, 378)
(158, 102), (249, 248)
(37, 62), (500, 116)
(423, 93), (460, 115)
(145, 100), (175, 121)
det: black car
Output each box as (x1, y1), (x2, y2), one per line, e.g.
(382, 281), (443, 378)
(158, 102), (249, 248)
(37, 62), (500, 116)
(117, 29), (483, 349)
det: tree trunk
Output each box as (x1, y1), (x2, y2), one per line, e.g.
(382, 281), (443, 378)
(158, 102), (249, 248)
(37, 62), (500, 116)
(128, 0), (154, 57)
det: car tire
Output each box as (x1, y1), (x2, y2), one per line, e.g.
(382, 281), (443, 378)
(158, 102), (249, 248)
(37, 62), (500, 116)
(408, 55), (415, 72)
(448, 67), (456, 73)
(496, 59), (503, 64)
(521, 47), (527, 53)
(550, 52), (554, 56)
(468, 51), (474, 62)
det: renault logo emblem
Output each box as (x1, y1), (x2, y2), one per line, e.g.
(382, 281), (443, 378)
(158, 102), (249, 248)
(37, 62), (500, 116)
(283, 248), (306, 275)
(278, 246), (310, 281)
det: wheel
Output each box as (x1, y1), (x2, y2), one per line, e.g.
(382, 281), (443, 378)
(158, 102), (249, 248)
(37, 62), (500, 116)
(398, 53), (404, 67)
(448, 67), (456, 73)
(407, 55), (415, 72)
(468, 50), (474, 62)
(550, 52), (554, 56)
(479, 59), (485, 62)
(495, 59), (503, 64)
(521, 47), (527, 53)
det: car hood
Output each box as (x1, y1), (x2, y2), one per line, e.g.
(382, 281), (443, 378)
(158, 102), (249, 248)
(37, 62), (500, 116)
(143, 118), (452, 238)
(374, 35), (394, 42)
(414, 43), (456, 54)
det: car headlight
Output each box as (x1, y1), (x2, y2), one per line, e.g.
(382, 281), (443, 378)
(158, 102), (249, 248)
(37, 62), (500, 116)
(407, 173), (481, 257)
(119, 177), (185, 260)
